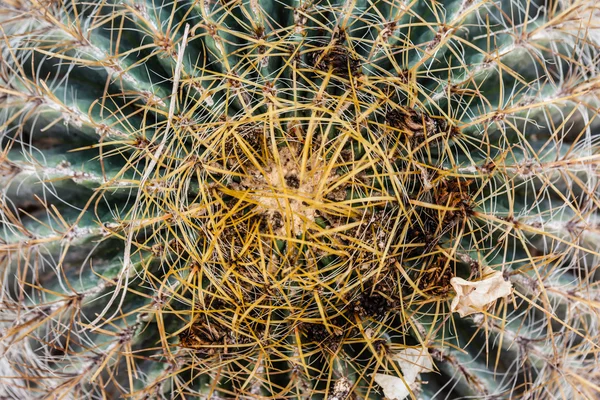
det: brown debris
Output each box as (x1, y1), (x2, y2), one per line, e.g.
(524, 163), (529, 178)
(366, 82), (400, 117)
(312, 45), (361, 77)
(433, 178), (474, 224)
(354, 288), (393, 318)
(417, 256), (454, 297)
(385, 108), (437, 138)
(178, 321), (227, 353)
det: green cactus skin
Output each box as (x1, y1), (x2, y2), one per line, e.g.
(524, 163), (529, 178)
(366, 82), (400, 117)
(1, 0), (600, 399)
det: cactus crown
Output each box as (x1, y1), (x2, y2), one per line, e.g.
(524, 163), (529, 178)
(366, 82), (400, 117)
(1, 0), (600, 399)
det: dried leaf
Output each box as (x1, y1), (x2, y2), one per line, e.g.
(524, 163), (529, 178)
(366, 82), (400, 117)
(374, 373), (411, 400)
(391, 347), (433, 382)
(450, 266), (513, 317)
(374, 348), (433, 400)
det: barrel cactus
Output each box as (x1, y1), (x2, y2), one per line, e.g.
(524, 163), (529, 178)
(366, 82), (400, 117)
(1, 0), (599, 398)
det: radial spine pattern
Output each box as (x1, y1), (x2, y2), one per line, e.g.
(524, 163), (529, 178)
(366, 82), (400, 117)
(1, 0), (600, 399)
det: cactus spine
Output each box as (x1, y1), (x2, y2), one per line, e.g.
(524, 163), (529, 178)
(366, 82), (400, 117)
(1, 0), (600, 399)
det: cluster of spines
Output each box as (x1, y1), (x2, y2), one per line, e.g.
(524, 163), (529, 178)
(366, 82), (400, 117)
(1, 0), (600, 399)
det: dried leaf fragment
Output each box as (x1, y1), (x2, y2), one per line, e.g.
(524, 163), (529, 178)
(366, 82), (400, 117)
(373, 373), (411, 400)
(374, 348), (433, 400)
(450, 266), (513, 317)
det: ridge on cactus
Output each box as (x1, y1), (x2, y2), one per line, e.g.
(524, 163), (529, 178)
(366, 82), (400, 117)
(1, 0), (600, 399)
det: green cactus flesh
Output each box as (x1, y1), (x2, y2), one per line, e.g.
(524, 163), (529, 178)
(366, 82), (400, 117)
(1, 0), (600, 399)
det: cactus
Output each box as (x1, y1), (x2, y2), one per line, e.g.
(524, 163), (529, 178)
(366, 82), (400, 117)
(1, 0), (600, 399)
